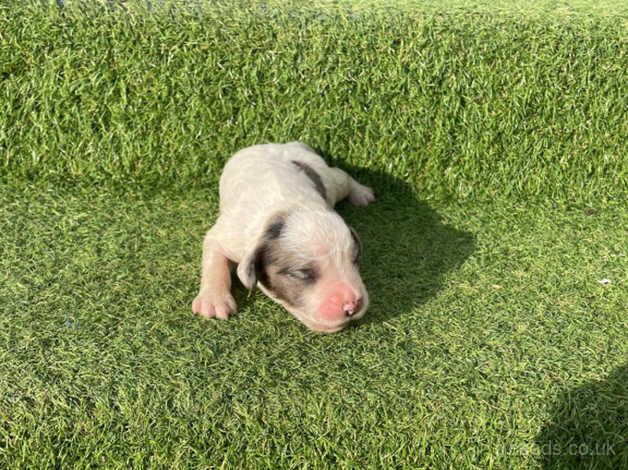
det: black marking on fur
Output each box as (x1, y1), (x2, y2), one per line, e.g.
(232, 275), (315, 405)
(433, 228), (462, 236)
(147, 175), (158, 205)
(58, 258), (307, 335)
(264, 212), (287, 240)
(291, 160), (327, 200)
(266, 220), (285, 240)
(251, 212), (320, 307)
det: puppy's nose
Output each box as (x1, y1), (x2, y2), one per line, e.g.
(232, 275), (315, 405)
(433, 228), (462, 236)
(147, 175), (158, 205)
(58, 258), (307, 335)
(343, 297), (363, 317)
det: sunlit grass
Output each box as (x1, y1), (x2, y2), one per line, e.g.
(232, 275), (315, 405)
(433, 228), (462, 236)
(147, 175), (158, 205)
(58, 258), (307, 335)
(1, 1), (625, 203)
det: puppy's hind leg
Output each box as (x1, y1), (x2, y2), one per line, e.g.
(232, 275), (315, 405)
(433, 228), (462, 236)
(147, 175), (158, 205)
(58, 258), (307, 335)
(192, 229), (236, 320)
(347, 176), (376, 207)
(327, 167), (375, 207)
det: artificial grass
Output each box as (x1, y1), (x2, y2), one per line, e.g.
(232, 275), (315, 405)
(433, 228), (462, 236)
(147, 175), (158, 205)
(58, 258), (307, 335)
(1, 1), (627, 468)
(1, 1), (626, 203)
(1, 178), (626, 468)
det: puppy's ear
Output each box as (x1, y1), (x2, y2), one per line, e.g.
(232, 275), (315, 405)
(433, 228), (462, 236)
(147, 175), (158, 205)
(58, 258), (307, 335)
(237, 211), (285, 290)
(236, 244), (262, 290)
(348, 225), (363, 263)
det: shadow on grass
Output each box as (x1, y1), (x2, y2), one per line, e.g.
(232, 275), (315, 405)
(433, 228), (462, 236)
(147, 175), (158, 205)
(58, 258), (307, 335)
(334, 163), (475, 325)
(535, 365), (627, 469)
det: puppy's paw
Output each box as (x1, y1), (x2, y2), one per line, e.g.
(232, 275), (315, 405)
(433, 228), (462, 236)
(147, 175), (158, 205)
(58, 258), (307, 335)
(192, 290), (237, 320)
(349, 183), (375, 207)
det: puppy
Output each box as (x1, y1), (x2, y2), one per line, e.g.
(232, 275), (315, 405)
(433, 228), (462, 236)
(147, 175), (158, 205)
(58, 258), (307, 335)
(192, 142), (375, 333)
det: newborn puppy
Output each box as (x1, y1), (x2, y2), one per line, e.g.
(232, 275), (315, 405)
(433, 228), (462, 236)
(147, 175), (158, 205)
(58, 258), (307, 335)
(192, 142), (375, 333)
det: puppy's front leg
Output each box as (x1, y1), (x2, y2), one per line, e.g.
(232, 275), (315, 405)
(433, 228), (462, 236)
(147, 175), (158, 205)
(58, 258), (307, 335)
(192, 232), (236, 320)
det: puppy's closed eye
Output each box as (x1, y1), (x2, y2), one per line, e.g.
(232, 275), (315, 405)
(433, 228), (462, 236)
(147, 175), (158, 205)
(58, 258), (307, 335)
(279, 266), (317, 283)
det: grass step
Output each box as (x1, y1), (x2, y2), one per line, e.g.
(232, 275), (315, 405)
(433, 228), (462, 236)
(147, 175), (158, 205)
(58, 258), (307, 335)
(1, 1), (626, 203)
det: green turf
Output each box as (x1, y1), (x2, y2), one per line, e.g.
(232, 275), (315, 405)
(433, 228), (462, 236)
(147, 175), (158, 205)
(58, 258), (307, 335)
(1, 178), (626, 467)
(1, 1), (627, 468)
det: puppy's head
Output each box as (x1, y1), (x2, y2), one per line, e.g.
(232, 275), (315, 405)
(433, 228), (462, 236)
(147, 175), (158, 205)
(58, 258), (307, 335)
(237, 210), (368, 333)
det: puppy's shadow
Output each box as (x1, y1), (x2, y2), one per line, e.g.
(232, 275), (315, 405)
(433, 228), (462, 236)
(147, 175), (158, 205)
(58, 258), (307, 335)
(232, 156), (476, 324)
(322, 157), (476, 324)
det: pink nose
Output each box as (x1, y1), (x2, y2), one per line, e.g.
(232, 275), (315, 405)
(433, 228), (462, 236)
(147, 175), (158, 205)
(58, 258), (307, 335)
(318, 283), (363, 321)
